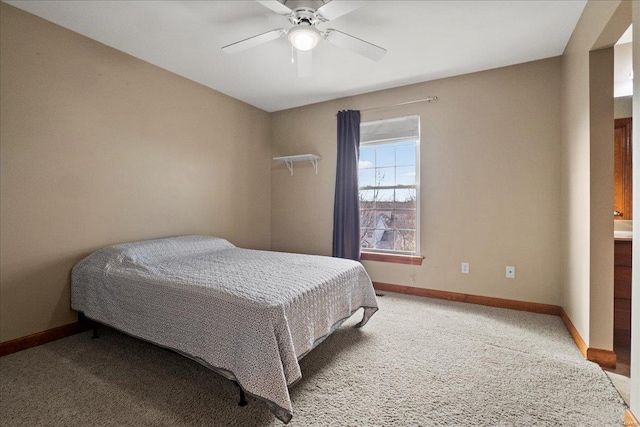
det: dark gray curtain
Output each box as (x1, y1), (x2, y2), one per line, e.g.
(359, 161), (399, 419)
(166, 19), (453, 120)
(332, 110), (361, 260)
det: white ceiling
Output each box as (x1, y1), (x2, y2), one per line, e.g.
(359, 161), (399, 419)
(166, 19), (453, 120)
(6, 0), (587, 112)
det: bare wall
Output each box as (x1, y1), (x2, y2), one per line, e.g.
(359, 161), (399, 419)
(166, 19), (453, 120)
(0, 3), (272, 342)
(271, 57), (562, 306)
(614, 96), (633, 119)
(560, 0), (628, 350)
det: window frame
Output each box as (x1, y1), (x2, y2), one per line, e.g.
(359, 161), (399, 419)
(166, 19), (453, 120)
(358, 132), (421, 258)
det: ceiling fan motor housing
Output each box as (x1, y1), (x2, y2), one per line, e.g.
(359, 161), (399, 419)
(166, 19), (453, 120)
(287, 7), (328, 26)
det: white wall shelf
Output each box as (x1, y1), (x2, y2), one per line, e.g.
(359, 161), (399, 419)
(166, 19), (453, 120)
(273, 154), (321, 176)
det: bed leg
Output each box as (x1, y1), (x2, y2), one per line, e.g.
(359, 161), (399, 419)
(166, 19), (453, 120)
(237, 385), (248, 407)
(92, 325), (99, 339)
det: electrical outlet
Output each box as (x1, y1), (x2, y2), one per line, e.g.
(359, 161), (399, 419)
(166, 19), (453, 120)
(461, 262), (470, 274)
(506, 266), (515, 279)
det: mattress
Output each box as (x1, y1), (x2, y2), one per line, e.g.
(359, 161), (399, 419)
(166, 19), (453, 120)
(71, 235), (378, 423)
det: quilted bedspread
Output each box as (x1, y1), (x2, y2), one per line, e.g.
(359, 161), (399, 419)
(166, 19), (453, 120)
(71, 236), (378, 423)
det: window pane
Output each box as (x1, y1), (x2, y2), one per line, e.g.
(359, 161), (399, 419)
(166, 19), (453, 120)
(393, 209), (416, 230)
(358, 168), (375, 187)
(374, 210), (392, 223)
(376, 167), (395, 187)
(359, 189), (376, 203)
(396, 144), (416, 166)
(396, 166), (416, 186)
(374, 229), (395, 250)
(395, 230), (416, 252)
(359, 146), (375, 169)
(395, 188), (416, 203)
(375, 146), (395, 167)
(361, 229), (375, 249)
(376, 189), (394, 203)
(360, 210), (376, 228)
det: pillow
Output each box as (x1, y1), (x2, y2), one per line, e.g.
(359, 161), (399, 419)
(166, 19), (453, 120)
(113, 235), (235, 265)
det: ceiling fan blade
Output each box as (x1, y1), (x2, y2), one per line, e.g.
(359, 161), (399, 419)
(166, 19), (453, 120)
(324, 29), (386, 61)
(316, 1), (367, 21)
(256, 0), (293, 15)
(222, 29), (286, 53)
(297, 50), (312, 78)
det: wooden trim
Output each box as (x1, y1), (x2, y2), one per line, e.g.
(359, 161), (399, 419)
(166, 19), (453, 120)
(372, 282), (561, 315)
(361, 252), (424, 265)
(586, 347), (617, 369)
(625, 409), (639, 426)
(559, 307), (588, 358)
(559, 308), (617, 368)
(0, 321), (91, 357)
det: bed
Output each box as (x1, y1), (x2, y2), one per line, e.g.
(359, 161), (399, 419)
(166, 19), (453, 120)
(71, 235), (378, 423)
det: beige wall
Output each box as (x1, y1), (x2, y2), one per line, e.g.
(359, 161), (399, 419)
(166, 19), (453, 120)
(589, 47), (615, 351)
(560, 0), (629, 350)
(0, 4), (272, 342)
(614, 96), (633, 119)
(272, 58), (563, 305)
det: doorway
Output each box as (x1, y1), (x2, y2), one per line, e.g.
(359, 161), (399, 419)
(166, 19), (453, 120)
(613, 115), (633, 378)
(611, 31), (633, 380)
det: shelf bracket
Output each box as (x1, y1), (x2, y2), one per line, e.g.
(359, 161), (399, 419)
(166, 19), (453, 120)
(284, 160), (294, 176)
(309, 158), (319, 174)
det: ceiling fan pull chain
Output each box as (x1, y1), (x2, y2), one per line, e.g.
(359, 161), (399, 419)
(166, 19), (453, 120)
(291, 45), (295, 64)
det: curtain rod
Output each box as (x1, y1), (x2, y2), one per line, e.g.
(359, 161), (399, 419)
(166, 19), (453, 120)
(361, 96), (438, 112)
(336, 96), (438, 115)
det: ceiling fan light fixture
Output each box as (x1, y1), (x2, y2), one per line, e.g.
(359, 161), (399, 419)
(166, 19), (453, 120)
(288, 26), (320, 51)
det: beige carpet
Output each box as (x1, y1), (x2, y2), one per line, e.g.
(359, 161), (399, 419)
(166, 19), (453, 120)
(0, 293), (626, 426)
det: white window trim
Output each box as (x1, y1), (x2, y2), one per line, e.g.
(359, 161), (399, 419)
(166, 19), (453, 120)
(359, 116), (420, 256)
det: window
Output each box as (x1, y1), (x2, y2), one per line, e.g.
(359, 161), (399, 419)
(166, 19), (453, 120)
(359, 115), (419, 255)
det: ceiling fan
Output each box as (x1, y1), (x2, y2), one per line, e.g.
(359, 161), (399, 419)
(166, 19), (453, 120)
(221, 0), (387, 78)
